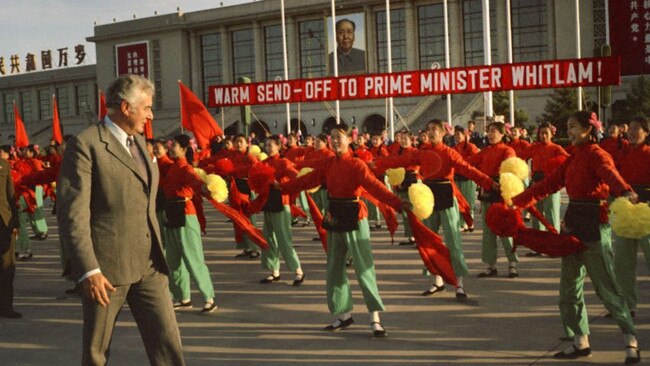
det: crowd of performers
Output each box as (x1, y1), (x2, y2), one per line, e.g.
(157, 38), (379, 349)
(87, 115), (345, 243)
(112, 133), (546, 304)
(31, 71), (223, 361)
(4, 111), (649, 364)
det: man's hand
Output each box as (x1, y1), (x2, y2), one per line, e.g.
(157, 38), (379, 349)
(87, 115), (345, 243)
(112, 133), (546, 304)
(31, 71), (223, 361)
(82, 273), (116, 307)
(623, 191), (639, 204)
(11, 228), (18, 238)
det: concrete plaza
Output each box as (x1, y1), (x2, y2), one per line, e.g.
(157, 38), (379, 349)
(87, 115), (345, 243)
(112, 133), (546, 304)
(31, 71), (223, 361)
(1, 197), (648, 365)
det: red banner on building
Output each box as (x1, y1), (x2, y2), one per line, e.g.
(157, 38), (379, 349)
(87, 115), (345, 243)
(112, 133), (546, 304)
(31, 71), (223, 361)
(208, 57), (620, 107)
(116, 41), (149, 78)
(609, 0), (650, 76)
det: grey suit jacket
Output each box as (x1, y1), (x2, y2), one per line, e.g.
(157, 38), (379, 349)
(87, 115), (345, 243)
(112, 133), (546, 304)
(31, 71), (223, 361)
(57, 121), (168, 285)
(0, 158), (18, 229)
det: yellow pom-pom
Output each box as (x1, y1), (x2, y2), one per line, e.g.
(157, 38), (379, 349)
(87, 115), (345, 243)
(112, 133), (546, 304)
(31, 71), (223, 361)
(258, 152), (268, 161)
(500, 157), (529, 181)
(205, 174), (229, 203)
(386, 168), (406, 186)
(194, 168), (208, 183)
(249, 145), (262, 158)
(408, 182), (434, 220)
(51, 182), (56, 189)
(297, 167), (320, 193)
(610, 197), (650, 239)
(499, 172), (525, 206)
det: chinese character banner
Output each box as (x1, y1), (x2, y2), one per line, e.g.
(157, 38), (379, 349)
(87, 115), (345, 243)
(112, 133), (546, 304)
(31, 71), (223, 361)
(609, 0), (650, 76)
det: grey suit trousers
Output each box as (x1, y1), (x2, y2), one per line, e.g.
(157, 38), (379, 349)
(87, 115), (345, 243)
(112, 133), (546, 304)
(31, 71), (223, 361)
(81, 265), (185, 366)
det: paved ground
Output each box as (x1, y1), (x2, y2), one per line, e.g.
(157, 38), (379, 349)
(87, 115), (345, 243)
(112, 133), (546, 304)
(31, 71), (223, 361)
(1, 195), (648, 365)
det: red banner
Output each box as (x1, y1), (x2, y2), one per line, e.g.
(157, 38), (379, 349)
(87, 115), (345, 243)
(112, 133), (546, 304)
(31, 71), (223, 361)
(116, 42), (149, 78)
(609, 0), (650, 76)
(208, 57), (620, 107)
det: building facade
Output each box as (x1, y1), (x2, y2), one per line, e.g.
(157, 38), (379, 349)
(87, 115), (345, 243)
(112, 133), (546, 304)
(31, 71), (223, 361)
(0, 0), (635, 143)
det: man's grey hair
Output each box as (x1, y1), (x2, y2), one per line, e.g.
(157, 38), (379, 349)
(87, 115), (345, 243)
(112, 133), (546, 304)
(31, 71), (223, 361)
(105, 74), (155, 112)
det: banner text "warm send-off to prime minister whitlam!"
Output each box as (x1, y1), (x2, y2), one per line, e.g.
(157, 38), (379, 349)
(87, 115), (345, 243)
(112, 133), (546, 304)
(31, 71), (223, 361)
(208, 57), (620, 107)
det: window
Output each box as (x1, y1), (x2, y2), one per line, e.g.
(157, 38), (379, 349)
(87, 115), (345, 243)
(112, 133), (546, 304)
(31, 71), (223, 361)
(462, 0), (497, 66)
(20, 91), (31, 122)
(418, 4), (445, 69)
(265, 25), (285, 80)
(39, 89), (50, 120)
(376, 8), (407, 72)
(76, 84), (88, 116)
(232, 29), (255, 81)
(3, 94), (15, 125)
(592, 0), (607, 49)
(299, 19), (326, 78)
(56, 87), (69, 117)
(511, 0), (548, 62)
(201, 33), (223, 103)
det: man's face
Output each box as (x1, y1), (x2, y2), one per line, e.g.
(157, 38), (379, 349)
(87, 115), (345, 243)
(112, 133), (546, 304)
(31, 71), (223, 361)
(122, 93), (153, 135)
(336, 21), (355, 53)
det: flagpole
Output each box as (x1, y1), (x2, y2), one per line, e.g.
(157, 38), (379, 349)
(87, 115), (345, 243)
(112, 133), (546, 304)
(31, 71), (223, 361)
(482, 0), (493, 118)
(281, 0), (291, 134)
(443, 0), (452, 125)
(575, 0), (582, 111)
(97, 90), (102, 121)
(330, 0), (340, 124)
(505, 0), (515, 124)
(220, 107), (225, 132)
(386, 0), (394, 138)
(178, 80), (184, 134)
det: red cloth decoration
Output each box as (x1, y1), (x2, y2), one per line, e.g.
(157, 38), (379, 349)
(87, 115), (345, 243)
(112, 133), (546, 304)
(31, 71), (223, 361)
(98, 90), (108, 121)
(305, 193), (328, 252)
(452, 180), (474, 228)
(143, 118), (154, 139)
(486, 202), (587, 257)
(192, 192), (207, 235)
(361, 190), (398, 243)
(248, 162), (275, 195)
(13, 102), (29, 148)
(209, 158), (235, 177)
(407, 211), (458, 287)
(179, 81), (224, 150)
(51, 96), (63, 144)
(526, 205), (558, 233)
(290, 204), (308, 219)
(541, 155), (568, 177)
(354, 149), (373, 162)
(204, 195), (268, 250)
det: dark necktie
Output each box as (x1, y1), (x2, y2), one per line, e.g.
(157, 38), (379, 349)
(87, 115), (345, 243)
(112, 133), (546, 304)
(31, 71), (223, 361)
(127, 136), (148, 180)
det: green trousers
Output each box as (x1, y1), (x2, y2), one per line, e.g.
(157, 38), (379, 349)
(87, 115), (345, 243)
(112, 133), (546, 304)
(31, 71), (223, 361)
(366, 199), (380, 222)
(481, 202), (518, 265)
(327, 218), (385, 315)
(531, 191), (561, 232)
(166, 215), (215, 302)
(422, 198), (469, 278)
(297, 192), (311, 220)
(261, 206), (301, 272)
(613, 234), (650, 310)
(311, 188), (329, 216)
(17, 197), (31, 253)
(560, 224), (636, 336)
(235, 193), (258, 251)
(29, 186), (48, 235)
(455, 179), (477, 226)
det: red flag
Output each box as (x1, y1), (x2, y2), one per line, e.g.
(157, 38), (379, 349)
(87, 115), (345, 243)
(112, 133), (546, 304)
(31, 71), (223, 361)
(98, 90), (107, 120)
(13, 102), (29, 148)
(143, 118), (153, 139)
(179, 81), (223, 149)
(51, 95), (63, 144)
(204, 195), (268, 250)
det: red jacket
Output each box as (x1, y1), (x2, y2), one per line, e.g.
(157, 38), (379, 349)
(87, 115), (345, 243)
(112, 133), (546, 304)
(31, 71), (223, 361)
(617, 142), (650, 186)
(295, 147), (336, 169)
(600, 136), (629, 161)
(468, 142), (516, 177)
(519, 141), (569, 176)
(509, 138), (531, 158)
(282, 150), (402, 220)
(263, 154), (298, 206)
(163, 157), (204, 215)
(230, 150), (258, 179)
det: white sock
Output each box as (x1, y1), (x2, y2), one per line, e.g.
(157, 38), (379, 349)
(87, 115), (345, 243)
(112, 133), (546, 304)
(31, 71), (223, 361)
(509, 262), (517, 268)
(205, 298), (213, 305)
(272, 270), (280, 277)
(574, 334), (589, 350)
(624, 333), (638, 348)
(181, 299), (191, 304)
(340, 312), (351, 321)
(456, 287), (465, 294)
(434, 275), (444, 287)
(295, 268), (303, 276)
(370, 311), (380, 324)
(457, 276), (464, 289)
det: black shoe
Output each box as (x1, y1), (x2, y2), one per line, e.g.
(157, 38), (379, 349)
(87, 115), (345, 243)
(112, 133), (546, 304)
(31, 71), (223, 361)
(291, 218), (300, 226)
(324, 317), (354, 331)
(37, 233), (48, 241)
(398, 239), (416, 246)
(525, 252), (542, 257)
(455, 291), (468, 301)
(235, 250), (251, 258)
(292, 274), (305, 286)
(508, 266), (519, 278)
(260, 274), (281, 284)
(248, 250), (260, 259)
(467, 226), (475, 232)
(346, 258), (353, 268)
(173, 300), (193, 310)
(18, 253), (34, 261)
(201, 302), (218, 313)
(553, 345), (592, 359)
(625, 346), (641, 365)
(477, 268), (497, 278)
(0, 310), (22, 319)
(421, 285), (446, 296)
(371, 322), (388, 338)
(312, 237), (321, 241)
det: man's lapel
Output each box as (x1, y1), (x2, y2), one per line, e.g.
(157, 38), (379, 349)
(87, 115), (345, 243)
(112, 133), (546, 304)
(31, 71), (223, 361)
(98, 122), (148, 185)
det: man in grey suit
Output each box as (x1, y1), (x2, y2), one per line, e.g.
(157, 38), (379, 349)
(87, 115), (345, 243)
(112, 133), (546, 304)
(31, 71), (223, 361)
(0, 146), (20, 319)
(57, 75), (185, 365)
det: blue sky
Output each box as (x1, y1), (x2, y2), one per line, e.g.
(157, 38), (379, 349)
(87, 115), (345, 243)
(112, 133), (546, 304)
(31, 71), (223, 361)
(0, 0), (252, 73)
